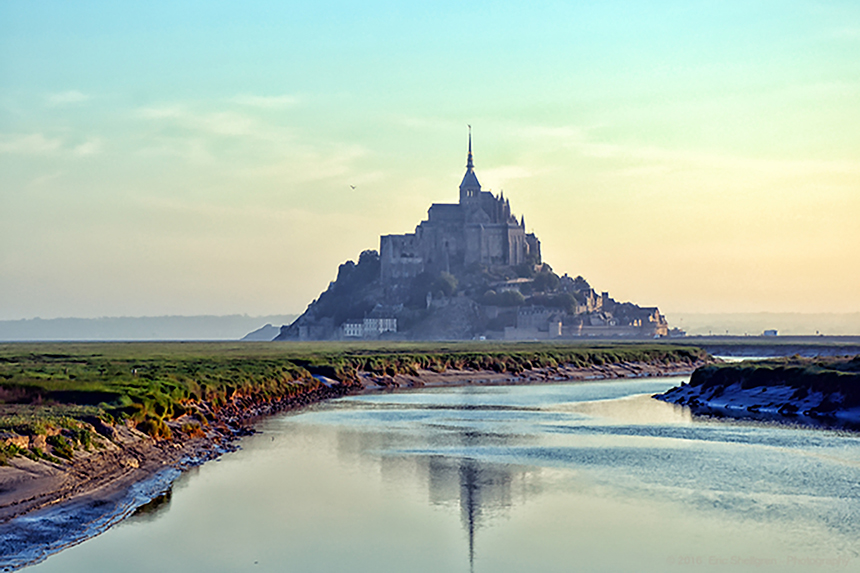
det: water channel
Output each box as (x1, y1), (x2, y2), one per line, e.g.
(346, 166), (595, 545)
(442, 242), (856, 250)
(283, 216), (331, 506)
(20, 377), (860, 572)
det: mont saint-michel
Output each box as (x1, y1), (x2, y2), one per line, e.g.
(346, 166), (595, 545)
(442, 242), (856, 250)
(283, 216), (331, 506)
(277, 135), (669, 341)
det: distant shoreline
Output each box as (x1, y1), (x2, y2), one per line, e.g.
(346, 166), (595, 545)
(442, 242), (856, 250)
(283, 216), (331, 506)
(0, 314), (298, 342)
(665, 335), (860, 359)
(667, 312), (860, 337)
(2, 312), (858, 342)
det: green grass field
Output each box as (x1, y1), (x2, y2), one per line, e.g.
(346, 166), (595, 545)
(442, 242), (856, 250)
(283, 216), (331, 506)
(0, 341), (707, 460)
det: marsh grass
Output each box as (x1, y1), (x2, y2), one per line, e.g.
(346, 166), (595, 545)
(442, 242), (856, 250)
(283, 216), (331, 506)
(690, 355), (860, 408)
(46, 435), (74, 460)
(0, 442), (21, 466)
(0, 341), (707, 448)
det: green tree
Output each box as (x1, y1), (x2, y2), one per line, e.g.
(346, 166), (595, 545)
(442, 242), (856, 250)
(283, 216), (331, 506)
(533, 270), (560, 292)
(432, 272), (458, 297)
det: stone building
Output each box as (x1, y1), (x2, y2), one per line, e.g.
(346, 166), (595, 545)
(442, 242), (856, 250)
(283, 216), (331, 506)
(381, 133), (541, 282)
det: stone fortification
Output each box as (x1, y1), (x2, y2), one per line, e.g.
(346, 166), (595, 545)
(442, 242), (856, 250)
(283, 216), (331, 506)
(380, 132), (540, 282)
(276, 134), (668, 341)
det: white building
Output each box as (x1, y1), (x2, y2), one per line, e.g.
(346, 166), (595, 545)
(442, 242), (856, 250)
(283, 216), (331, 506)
(341, 317), (397, 338)
(343, 320), (364, 338)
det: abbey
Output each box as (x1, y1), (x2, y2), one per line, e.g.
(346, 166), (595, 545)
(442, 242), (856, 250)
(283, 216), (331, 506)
(275, 133), (671, 341)
(380, 133), (541, 281)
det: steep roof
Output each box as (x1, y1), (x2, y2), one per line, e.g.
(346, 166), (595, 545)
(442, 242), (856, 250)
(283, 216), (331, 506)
(460, 169), (481, 190)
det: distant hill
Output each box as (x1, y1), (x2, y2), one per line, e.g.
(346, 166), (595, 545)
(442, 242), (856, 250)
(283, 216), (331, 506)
(240, 324), (283, 341)
(0, 315), (298, 341)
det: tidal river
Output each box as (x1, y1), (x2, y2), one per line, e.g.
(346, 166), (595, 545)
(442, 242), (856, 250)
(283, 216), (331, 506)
(21, 377), (860, 572)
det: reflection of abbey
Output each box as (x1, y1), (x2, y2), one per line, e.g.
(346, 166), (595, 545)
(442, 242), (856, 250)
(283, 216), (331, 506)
(276, 133), (671, 341)
(381, 133), (541, 281)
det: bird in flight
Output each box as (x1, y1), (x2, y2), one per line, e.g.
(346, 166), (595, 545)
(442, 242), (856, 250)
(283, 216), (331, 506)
(349, 185), (356, 190)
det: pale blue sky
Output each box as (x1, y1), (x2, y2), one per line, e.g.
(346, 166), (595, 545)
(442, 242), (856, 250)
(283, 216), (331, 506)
(2, 1), (859, 320)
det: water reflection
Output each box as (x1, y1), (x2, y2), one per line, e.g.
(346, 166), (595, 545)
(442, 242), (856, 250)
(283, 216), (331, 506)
(425, 456), (535, 572)
(318, 387), (860, 571)
(326, 398), (544, 572)
(126, 489), (172, 523)
(335, 435), (540, 571)
(15, 380), (860, 573)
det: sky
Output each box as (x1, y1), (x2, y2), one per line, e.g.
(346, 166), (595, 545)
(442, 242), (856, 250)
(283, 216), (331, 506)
(1, 0), (859, 321)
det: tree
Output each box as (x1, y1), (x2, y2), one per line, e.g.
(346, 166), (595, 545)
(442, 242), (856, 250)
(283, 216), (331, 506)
(407, 271), (458, 308)
(572, 275), (591, 291)
(532, 270), (560, 292)
(481, 289), (525, 307)
(432, 272), (458, 297)
(497, 290), (525, 306)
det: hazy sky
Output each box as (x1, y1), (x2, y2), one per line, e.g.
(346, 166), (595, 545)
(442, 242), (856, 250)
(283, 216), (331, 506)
(2, 0), (859, 321)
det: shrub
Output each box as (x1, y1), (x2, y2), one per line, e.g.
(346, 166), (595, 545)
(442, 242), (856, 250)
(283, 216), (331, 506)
(137, 417), (172, 440)
(532, 270), (560, 292)
(481, 289), (527, 307)
(24, 447), (61, 464)
(180, 422), (205, 438)
(514, 263), (536, 278)
(70, 427), (93, 450)
(47, 434), (74, 460)
(0, 442), (21, 466)
(496, 290), (525, 307)
(432, 272), (458, 297)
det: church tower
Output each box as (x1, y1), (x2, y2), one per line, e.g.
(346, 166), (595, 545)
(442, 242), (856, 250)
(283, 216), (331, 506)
(459, 127), (481, 204)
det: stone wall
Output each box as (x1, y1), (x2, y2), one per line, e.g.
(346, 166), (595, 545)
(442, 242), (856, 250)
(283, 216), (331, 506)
(380, 234), (424, 281)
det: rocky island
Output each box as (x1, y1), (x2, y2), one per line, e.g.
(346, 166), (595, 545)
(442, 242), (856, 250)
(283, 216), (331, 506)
(277, 134), (670, 342)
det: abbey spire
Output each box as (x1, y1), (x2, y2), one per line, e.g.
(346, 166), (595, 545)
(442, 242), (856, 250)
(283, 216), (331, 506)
(466, 126), (474, 171)
(459, 126), (481, 203)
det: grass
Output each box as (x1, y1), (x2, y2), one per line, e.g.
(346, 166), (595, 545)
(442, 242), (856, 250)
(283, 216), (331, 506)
(0, 442), (22, 466)
(690, 355), (860, 409)
(0, 341), (708, 453)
